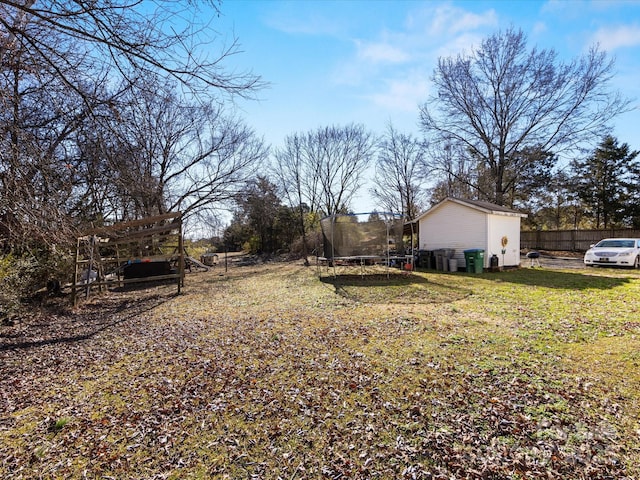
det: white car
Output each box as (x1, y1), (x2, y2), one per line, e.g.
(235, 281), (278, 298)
(583, 238), (640, 268)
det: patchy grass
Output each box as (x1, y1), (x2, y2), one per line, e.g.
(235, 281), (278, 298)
(1, 260), (640, 478)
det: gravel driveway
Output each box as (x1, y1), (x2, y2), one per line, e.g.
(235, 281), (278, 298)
(520, 253), (585, 269)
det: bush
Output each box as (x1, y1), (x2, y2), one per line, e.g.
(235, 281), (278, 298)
(0, 254), (39, 317)
(0, 249), (74, 317)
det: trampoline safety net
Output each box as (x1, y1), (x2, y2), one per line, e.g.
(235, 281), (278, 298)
(320, 212), (405, 260)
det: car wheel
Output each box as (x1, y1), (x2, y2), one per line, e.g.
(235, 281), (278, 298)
(635, 256), (640, 269)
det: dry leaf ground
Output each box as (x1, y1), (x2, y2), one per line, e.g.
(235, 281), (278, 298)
(1, 256), (639, 479)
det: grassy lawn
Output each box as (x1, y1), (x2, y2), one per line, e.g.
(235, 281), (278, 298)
(1, 259), (639, 479)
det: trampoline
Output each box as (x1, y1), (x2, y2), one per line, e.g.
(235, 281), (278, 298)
(317, 212), (413, 277)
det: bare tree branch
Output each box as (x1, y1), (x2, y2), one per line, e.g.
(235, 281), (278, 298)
(0, 1), (265, 99)
(420, 27), (632, 206)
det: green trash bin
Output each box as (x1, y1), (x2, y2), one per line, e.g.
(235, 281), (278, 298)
(464, 249), (485, 273)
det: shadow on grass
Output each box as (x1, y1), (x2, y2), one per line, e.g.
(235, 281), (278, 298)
(320, 266), (637, 304)
(319, 273), (473, 304)
(0, 292), (174, 352)
(470, 267), (637, 290)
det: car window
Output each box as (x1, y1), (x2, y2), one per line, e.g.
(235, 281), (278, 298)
(596, 240), (617, 247)
(596, 240), (635, 248)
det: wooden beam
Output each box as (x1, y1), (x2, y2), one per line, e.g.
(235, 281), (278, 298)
(83, 212), (181, 236)
(102, 223), (181, 242)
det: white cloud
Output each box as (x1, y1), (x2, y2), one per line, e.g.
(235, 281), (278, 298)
(532, 21), (547, 36)
(331, 1), (502, 115)
(446, 7), (498, 35)
(366, 75), (430, 113)
(355, 39), (410, 64)
(338, 2), (499, 82)
(393, 3), (501, 65)
(330, 59), (368, 87)
(435, 32), (485, 59)
(540, 0), (585, 17)
(413, 3), (498, 37)
(591, 24), (640, 51)
(263, 6), (347, 37)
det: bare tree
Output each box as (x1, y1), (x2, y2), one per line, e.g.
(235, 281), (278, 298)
(273, 132), (321, 264)
(276, 125), (376, 218)
(1, 0), (265, 250)
(0, 11), (113, 251)
(273, 125), (375, 262)
(274, 132), (321, 213)
(0, 1), (263, 100)
(419, 27), (631, 206)
(74, 78), (267, 223)
(0, 0), (266, 307)
(370, 124), (428, 219)
(306, 124), (375, 216)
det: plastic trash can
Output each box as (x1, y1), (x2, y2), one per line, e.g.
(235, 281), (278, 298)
(417, 250), (434, 269)
(449, 258), (458, 272)
(464, 249), (485, 273)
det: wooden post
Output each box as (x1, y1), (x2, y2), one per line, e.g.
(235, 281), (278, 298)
(85, 235), (95, 300)
(178, 229), (184, 294)
(72, 237), (80, 306)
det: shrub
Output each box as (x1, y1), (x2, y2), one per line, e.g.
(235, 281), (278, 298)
(0, 254), (38, 317)
(0, 248), (74, 317)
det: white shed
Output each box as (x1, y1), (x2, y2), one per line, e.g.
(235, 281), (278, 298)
(413, 197), (527, 270)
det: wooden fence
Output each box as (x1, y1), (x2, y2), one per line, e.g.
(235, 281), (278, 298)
(521, 229), (640, 252)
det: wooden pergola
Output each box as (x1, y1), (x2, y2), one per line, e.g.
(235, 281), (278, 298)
(72, 212), (184, 305)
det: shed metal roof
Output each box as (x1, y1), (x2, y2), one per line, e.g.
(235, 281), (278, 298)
(412, 197), (527, 222)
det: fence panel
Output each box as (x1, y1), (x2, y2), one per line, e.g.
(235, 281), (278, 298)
(521, 229), (640, 252)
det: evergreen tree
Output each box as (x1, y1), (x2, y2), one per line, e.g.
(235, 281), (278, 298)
(226, 177), (299, 254)
(626, 158), (640, 227)
(571, 136), (639, 228)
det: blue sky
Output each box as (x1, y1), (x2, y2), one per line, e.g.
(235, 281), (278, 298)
(211, 0), (640, 210)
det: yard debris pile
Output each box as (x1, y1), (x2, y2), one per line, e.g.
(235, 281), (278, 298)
(1, 259), (638, 478)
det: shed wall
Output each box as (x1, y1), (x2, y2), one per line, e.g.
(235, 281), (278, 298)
(486, 214), (522, 267)
(418, 202), (487, 268)
(417, 201), (523, 268)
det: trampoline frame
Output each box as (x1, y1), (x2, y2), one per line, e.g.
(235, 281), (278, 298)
(317, 212), (414, 277)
